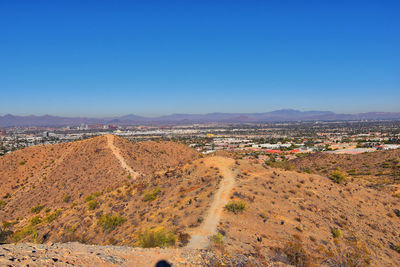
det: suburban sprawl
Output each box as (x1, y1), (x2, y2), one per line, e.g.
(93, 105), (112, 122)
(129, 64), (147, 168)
(2, 121), (399, 162)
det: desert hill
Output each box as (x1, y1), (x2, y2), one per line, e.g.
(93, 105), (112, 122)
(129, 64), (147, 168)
(220, 160), (400, 266)
(0, 135), (199, 220)
(284, 149), (400, 194)
(0, 135), (399, 266)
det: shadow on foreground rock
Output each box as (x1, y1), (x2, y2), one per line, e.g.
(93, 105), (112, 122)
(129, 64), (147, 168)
(155, 260), (171, 267)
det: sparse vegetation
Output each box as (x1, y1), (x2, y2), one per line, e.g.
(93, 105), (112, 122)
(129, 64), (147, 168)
(85, 192), (101, 210)
(331, 228), (342, 238)
(12, 226), (37, 242)
(282, 235), (313, 266)
(2, 221), (16, 229)
(393, 243), (400, 253)
(210, 233), (224, 244)
(30, 205), (45, 214)
(85, 194), (95, 202)
(87, 199), (98, 210)
(137, 228), (176, 248)
(93, 191), (102, 197)
(0, 200), (6, 209)
(324, 238), (371, 266)
(0, 134), (399, 265)
(29, 215), (42, 226)
(97, 213), (127, 232)
(45, 209), (62, 223)
(142, 186), (161, 202)
(329, 170), (347, 184)
(225, 200), (247, 214)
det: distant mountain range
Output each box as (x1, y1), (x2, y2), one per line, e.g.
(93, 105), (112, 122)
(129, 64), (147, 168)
(1, 109), (400, 127)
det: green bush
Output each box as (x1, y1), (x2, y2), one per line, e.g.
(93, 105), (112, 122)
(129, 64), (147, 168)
(2, 221), (16, 229)
(302, 167), (314, 174)
(210, 233), (224, 244)
(329, 171), (347, 184)
(45, 210), (62, 223)
(225, 200), (247, 214)
(87, 199), (98, 210)
(85, 194), (95, 202)
(347, 169), (356, 175)
(30, 205), (45, 214)
(142, 187), (161, 202)
(0, 200), (6, 209)
(12, 226), (36, 242)
(29, 215), (42, 226)
(93, 191), (102, 197)
(19, 160), (26, 165)
(137, 228), (176, 248)
(85, 192), (101, 203)
(331, 228), (342, 238)
(97, 214), (127, 232)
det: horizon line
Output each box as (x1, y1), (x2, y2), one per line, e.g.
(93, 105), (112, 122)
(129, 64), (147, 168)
(1, 109), (400, 118)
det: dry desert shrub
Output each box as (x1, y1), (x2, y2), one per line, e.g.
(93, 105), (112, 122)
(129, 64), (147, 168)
(97, 213), (126, 232)
(322, 239), (371, 267)
(329, 170), (347, 184)
(30, 205), (45, 214)
(224, 200), (247, 214)
(142, 186), (161, 202)
(281, 235), (315, 267)
(136, 228), (176, 248)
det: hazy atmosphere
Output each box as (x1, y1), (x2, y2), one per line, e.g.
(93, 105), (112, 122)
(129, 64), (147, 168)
(1, 1), (399, 116)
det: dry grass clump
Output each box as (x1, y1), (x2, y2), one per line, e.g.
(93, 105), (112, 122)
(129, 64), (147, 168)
(136, 228), (176, 248)
(142, 186), (161, 202)
(210, 233), (224, 244)
(97, 213), (126, 232)
(225, 200), (247, 214)
(30, 205), (45, 214)
(0, 200), (6, 209)
(87, 200), (98, 210)
(323, 238), (371, 267)
(329, 170), (347, 184)
(331, 228), (342, 238)
(281, 235), (314, 267)
(45, 209), (61, 223)
(85, 192), (101, 210)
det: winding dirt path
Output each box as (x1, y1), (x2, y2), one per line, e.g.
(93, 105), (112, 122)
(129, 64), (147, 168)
(106, 135), (139, 178)
(187, 157), (236, 249)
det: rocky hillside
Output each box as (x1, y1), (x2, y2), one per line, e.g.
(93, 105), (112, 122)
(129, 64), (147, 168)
(284, 149), (400, 193)
(219, 160), (400, 266)
(0, 135), (209, 245)
(0, 136), (399, 266)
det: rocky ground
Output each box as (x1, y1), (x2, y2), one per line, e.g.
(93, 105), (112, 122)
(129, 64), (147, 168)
(0, 242), (264, 267)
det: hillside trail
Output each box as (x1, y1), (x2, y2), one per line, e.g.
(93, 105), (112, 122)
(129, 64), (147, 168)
(186, 156), (236, 249)
(106, 135), (139, 178)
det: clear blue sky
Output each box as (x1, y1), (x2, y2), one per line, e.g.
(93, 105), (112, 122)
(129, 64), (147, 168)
(1, 1), (399, 117)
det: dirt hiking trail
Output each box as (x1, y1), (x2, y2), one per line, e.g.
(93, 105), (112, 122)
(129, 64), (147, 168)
(106, 135), (139, 178)
(187, 157), (236, 249)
